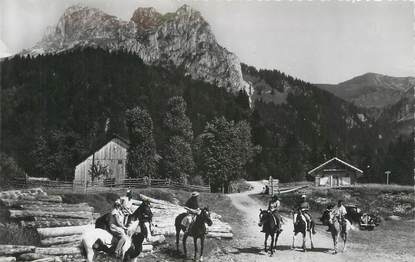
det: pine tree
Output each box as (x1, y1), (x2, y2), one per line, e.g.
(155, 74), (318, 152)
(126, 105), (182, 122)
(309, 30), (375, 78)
(161, 96), (194, 183)
(125, 107), (157, 178)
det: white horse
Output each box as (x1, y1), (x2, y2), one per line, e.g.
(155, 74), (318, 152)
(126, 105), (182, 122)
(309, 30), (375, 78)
(81, 220), (146, 262)
(328, 213), (352, 254)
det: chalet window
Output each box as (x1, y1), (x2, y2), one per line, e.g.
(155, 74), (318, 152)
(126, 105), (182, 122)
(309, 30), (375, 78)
(118, 160), (123, 164)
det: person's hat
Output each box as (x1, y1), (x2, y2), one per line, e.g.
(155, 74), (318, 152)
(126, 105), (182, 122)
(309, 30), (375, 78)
(301, 194), (306, 198)
(126, 189), (132, 196)
(191, 192), (199, 197)
(114, 199), (121, 207)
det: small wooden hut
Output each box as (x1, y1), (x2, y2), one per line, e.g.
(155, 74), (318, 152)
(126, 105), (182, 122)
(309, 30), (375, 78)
(73, 135), (129, 185)
(308, 157), (363, 187)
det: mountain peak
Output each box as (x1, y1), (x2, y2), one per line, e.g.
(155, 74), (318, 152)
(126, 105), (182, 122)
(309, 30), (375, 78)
(23, 4), (250, 98)
(318, 72), (415, 108)
(131, 7), (162, 30)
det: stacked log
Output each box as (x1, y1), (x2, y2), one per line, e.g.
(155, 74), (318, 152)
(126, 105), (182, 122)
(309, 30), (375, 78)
(136, 194), (234, 239)
(0, 189), (92, 261)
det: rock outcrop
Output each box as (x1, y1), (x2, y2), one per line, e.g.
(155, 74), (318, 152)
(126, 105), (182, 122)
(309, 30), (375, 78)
(24, 4), (250, 96)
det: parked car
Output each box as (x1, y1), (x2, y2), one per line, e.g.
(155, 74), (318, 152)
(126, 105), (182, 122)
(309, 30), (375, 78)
(344, 204), (362, 224)
(320, 204), (380, 230)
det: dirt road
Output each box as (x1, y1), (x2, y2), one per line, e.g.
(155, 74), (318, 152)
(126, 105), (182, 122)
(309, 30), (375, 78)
(207, 181), (413, 262)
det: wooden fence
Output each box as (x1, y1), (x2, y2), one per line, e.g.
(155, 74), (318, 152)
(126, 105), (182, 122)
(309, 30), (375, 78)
(10, 177), (211, 193)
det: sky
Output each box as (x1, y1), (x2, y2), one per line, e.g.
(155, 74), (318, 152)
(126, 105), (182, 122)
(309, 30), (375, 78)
(1, 0), (413, 84)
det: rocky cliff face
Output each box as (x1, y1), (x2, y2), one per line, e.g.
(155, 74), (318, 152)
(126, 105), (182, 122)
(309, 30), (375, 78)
(25, 5), (250, 96)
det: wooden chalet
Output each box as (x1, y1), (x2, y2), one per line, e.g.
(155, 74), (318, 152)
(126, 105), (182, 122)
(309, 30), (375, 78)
(308, 157), (363, 187)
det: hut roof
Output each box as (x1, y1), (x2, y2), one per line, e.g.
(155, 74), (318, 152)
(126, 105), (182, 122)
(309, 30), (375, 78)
(307, 157), (363, 177)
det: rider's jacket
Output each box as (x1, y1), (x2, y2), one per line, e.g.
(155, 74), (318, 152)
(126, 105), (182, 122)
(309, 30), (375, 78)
(109, 208), (125, 230)
(268, 200), (280, 212)
(298, 201), (310, 211)
(185, 197), (199, 210)
(331, 205), (347, 218)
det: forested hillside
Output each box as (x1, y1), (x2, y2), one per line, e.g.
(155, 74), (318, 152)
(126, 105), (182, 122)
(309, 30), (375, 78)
(1, 48), (250, 183)
(1, 48), (413, 185)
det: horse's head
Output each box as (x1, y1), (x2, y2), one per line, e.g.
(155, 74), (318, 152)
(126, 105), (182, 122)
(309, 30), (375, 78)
(199, 207), (213, 226)
(258, 209), (271, 227)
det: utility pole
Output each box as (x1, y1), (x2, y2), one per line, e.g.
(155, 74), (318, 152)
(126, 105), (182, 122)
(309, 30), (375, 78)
(385, 170), (391, 185)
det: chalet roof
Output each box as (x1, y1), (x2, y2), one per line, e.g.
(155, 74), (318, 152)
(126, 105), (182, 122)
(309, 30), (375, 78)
(307, 157), (363, 177)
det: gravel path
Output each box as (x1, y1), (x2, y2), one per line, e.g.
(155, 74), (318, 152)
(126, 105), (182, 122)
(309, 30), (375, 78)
(206, 181), (412, 262)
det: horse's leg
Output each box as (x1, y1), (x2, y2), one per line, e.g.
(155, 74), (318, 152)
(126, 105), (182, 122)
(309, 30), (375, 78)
(291, 233), (295, 249)
(264, 233), (268, 252)
(270, 233), (275, 256)
(309, 229), (314, 249)
(342, 232), (347, 252)
(302, 232), (306, 252)
(193, 237), (198, 261)
(200, 236), (205, 262)
(332, 232), (338, 254)
(183, 233), (188, 258)
(85, 247), (94, 262)
(175, 228), (180, 252)
(274, 232), (279, 252)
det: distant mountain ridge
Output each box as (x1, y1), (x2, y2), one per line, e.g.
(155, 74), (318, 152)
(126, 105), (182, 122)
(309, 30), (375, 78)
(317, 73), (415, 108)
(22, 4), (250, 96)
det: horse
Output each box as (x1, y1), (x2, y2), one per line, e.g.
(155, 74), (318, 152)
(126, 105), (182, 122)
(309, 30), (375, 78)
(81, 219), (145, 262)
(86, 204), (153, 262)
(128, 202), (154, 240)
(175, 207), (213, 261)
(291, 210), (314, 252)
(258, 209), (281, 256)
(328, 213), (352, 254)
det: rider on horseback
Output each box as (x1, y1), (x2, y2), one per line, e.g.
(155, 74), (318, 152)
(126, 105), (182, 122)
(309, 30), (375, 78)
(330, 200), (347, 230)
(120, 189), (134, 225)
(109, 200), (128, 257)
(182, 192), (201, 232)
(296, 194), (316, 234)
(267, 194), (283, 233)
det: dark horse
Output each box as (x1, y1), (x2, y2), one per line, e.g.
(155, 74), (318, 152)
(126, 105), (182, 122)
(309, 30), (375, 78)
(175, 207), (213, 261)
(258, 209), (281, 256)
(291, 210), (314, 252)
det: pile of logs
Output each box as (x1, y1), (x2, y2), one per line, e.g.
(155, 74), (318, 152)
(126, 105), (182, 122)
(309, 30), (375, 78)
(136, 194), (233, 239)
(0, 188), (232, 261)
